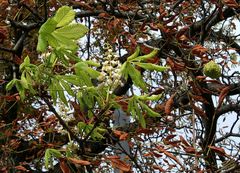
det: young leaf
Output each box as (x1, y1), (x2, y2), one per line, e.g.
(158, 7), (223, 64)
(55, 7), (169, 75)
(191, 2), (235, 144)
(49, 149), (62, 158)
(39, 18), (57, 34)
(132, 49), (159, 62)
(138, 100), (160, 117)
(37, 34), (47, 52)
(127, 46), (140, 61)
(53, 24), (88, 39)
(55, 82), (68, 105)
(136, 104), (146, 128)
(20, 74), (29, 89)
(48, 82), (57, 104)
(20, 56), (31, 71)
(44, 149), (51, 169)
(85, 60), (101, 67)
(47, 34), (60, 49)
(16, 81), (25, 100)
(52, 32), (76, 48)
(53, 6), (76, 27)
(61, 75), (82, 86)
(60, 79), (75, 96)
(127, 63), (147, 91)
(134, 62), (169, 72)
(5, 79), (17, 91)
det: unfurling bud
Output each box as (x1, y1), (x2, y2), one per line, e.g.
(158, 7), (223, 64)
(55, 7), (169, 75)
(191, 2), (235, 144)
(203, 61), (221, 79)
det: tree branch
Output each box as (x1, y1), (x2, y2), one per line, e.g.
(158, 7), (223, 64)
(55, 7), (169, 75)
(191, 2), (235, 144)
(43, 97), (84, 151)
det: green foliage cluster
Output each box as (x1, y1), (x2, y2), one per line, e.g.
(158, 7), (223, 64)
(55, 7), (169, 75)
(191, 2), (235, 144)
(5, 6), (168, 169)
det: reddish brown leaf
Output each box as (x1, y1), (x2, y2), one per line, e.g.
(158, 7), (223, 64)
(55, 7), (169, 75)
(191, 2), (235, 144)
(184, 147), (196, 154)
(152, 165), (166, 172)
(109, 158), (131, 172)
(60, 159), (70, 173)
(166, 57), (185, 71)
(165, 134), (176, 141)
(192, 45), (208, 56)
(119, 5), (130, 11)
(120, 132), (129, 141)
(152, 151), (163, 158)
(165, 94), (175, 115)
(143, 152), (153, 157)
(179, 136), (190, 147)
(15, 165), (28, 172)
(196, 76), (206, 81)
(157, 146), (184, 168)
(223, 0), (239, 8)
(105, 155), (120, 160)
(190, 94), (209, 104)
(68, 158), (91, 166)
(208, 146), (226, 156)
(98, 12), (110, 18)
(217, 86), (231, 109)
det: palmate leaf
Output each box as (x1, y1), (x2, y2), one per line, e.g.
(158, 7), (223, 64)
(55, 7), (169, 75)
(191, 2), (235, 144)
(53, 24), (88, 39)
(53, 6), (76, 28)
(39, 18), (57, 34)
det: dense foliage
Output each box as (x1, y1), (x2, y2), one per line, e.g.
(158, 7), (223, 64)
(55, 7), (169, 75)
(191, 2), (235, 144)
(0, 0), (240, 172)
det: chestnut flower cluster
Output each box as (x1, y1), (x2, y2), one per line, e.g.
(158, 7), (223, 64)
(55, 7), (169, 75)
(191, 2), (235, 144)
(97, 44), (123, 91)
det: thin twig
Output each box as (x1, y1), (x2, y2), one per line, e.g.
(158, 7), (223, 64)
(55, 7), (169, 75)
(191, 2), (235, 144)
(43, 97), (84, 151)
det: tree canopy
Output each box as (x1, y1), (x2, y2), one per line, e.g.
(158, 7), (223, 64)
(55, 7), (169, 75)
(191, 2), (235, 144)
(0, 0), (240, 172)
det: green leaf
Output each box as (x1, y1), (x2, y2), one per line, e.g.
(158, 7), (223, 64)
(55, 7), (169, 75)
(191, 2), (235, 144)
(60, 79), (75, 96)
(20, 56), (31, 71)
(39, 18), (57, 34)
(47, 52), (57, 67)
(48, 83), (57, 105)
(85, 60), (100, 67)
(120, 62), (128, 80)
(44, 149), (62, 169)
(53, 6), (76, 27)
(146, 94), (162, 101)
(138, 94), (162, 101)
(20, 74), (29, 89)
(127, 46), (140, 61)
(132, 49), (159, 62)
(55, 82), (68, 105)
(52, 32), (77, 48)
(53, 24), (88, 39)
(61, 75), (82, 86)
(138, 100), (160, 117)
(128, 63), (147, 91)
(37, 34), (47, 52)
(134, 62), (169, 72)
(77, 71), (92, 86)
(48, 149), (62, 158)
(5, 79), (17, 91)
(47, 34), (60, 48)
(44, 149), (51, 169)
(16, 81), (25, 100)
(136, 103), (146, 128)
